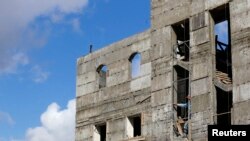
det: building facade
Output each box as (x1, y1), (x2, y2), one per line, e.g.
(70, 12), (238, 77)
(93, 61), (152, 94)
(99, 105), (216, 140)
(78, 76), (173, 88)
(76, 0), (250, 140)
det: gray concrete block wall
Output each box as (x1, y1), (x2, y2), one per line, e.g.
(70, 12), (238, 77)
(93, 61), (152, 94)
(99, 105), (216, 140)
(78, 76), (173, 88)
(76, 31), (153, 141)
(151, 0), (191, 29)
(230, 0), (250, 124)
(76, 0), (250, 141)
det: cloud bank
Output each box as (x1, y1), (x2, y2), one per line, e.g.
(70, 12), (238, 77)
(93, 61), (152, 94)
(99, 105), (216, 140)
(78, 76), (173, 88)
(0, 0), (88, 75)
(25, 99), (76, 141)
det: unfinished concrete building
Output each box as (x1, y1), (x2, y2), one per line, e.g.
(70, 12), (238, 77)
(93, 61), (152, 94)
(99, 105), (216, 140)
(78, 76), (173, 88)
(76, 0), (250, 140)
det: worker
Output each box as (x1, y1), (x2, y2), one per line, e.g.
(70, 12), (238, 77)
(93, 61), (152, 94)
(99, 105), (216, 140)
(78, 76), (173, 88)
(173, 95), (191, 137)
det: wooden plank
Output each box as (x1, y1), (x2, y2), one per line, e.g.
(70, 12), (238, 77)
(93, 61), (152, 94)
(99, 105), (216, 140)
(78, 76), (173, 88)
(222, 79), (232, 84)
(176, 121), (183, 136)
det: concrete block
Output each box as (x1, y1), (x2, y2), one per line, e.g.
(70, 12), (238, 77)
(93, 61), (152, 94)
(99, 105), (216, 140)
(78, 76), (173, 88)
(192, 62), (209, 80)
(141, 50), (151, 64)
(151, 72), (172, 92)
(232, 64), (250, 86)
(151, 88), (171, 107)
(190, 12), (207, 31)
(77, 107), (100, 121)
(152, 2), (190, 28)
(152, 0), (190, 10)
(151, 43), (171, 60)
(151, 120), (172, 137)
(130, 75), (151, 92)
(141, 111), (152, 125)
(75, 126), (92, 141)
(103, 82), (130, 97)
(107, 70), (129, 87)
(191, 0), (205, 15)
(190, 27), (210, 46)
(95, 47), (131, 67)
(234, 82), (250, 103)
(191, 94), (210, 113)
(109, 118), (125, 141)
(151, 27), (172, 60)
(77, 71), (96, 86)
(231, 11), (250, 33)
(76, 93), (95, 109)
(230, 0), (250, 16)
(191, 78), (210, 97)
(109, 118), (126, 133)
(151, 57), (172, 76)
(205, 0), (229, 10)
(190, 42), (211, 55)
(152, 105), (172, 122)
(77, 82), (97, 97)
(151, 2), (163, 16)
(140, 62), (151, 77)
(77, 59), (96, 75)
(232, 45), (250, 67)
(191, 111), (211, 139)
(131, 38), (151, 53)
(134, 90), (151, 105)
(232, 100), (250, 124)
(109, 60), (129, 75)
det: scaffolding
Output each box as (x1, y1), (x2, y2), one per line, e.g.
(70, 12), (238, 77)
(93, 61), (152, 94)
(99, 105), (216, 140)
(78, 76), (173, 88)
(170, 4), (233, 141)
(171, 19), (192, 141)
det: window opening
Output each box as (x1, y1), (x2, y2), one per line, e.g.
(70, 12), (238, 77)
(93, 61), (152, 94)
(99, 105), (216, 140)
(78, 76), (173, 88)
(129, 53), (141, 78)
(211, 4), (232, 78)
(172, 19), (190, 61)
(127, 115), (141, 138)
(94, 124), (106, 141)
(211, 4), (232, 126)
(216, 87), (232, 125)
(97, 65), (107, 88)
(173, 65), (190, 137)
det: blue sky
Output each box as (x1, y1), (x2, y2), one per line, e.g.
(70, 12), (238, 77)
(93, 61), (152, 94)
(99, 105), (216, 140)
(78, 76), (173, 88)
(0, 0), (150, 141)
(215, 21), (228, 44)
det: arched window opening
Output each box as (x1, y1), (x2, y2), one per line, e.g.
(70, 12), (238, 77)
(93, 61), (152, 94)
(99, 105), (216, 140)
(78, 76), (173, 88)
(129, 53), (141, 78)
(97, 65), (107, 88)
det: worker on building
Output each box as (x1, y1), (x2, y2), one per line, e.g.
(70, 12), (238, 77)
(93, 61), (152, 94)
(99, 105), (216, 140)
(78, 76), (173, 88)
(173, 95), (191, 137)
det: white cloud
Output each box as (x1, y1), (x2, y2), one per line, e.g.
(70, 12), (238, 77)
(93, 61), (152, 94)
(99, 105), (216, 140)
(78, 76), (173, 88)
(0, 112), (15, 125)
(0, 52), (29, 74)
(30, 65), (50, 83)
(71, 18), (82, 33)
(25, 99), (76, 141)
(0, 0), (88, 74)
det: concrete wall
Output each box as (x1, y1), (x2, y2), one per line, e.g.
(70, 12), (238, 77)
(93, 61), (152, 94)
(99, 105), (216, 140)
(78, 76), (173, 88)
(76, 0), (250, 141)
(76, 31), (152, 141)
(230, 0), (250, 124)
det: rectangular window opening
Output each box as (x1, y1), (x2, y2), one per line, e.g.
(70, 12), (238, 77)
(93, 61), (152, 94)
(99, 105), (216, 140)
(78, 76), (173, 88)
(216, 87), (232, 125)
(173, 65), (190, 137)
(172, 19), (190, 62)
(127, 115), (141, 138)
(94, 124), (106, 141)
(174, 66), (189, 119)
(98, 65), (107, 88)
(211, 4), (232, 78)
